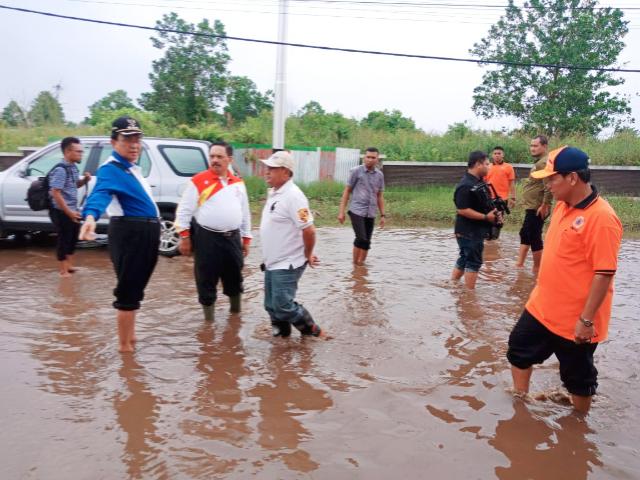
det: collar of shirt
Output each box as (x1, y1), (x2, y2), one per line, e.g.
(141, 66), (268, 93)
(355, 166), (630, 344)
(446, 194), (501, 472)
(202, 169), (242, 185)
(112, 150), (135, 170)
(269, 178), (294, 197)
(573, 185), (599, 210)
(464, 171), (482, 182)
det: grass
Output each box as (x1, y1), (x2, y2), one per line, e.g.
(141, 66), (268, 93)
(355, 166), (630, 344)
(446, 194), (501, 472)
(2, 124), (640, 165)
(244, 178), (640, 233)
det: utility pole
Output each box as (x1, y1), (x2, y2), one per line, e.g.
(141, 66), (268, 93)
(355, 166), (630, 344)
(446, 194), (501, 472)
(272, 0), (288, 152)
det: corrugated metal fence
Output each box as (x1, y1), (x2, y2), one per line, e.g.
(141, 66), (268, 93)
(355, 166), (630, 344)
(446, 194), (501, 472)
(232, 145), (360, 184)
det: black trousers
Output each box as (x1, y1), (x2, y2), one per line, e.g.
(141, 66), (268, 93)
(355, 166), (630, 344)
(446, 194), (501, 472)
(348, 211), (375, 250)
(192, 222), (244, 306)
(49, 208), (80, 261)
(108, 217), (160, 311)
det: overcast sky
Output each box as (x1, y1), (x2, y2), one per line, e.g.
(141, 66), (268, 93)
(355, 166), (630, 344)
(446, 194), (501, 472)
(1, 0), (639, 135)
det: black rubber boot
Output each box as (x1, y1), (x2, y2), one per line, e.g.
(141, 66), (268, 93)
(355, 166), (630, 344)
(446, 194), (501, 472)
(229, 294), (241, 313)
(272, 320), (292, 338)
(293, 306), (322, 336)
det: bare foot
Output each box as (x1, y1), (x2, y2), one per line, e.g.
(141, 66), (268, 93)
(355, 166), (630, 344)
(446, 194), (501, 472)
(515, 263), (524, 268)
(68, 268), (78, 273)
(316, 329), (332, 340)
(59, 271), (72, 278)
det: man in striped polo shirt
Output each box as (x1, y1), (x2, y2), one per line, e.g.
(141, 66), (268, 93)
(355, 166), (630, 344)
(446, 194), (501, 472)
(48, 136), (91, 277)
(80, 116), (160, 353)
(175, 141), (252, 321)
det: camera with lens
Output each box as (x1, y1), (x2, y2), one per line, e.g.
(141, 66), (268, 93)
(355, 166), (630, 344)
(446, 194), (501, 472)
(470, 181), (511, 240)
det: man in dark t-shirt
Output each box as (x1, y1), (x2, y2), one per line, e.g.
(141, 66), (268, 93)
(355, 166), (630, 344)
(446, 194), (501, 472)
(451, 151), (501, 289)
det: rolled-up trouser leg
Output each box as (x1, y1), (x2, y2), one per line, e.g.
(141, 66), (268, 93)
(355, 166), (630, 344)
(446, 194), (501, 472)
(349, 211), (374, 250)
(264, 265), (319, 336)
(264, 269), (291, 337)
(108, 220), (160, 311)
(292, 305), (322, 336)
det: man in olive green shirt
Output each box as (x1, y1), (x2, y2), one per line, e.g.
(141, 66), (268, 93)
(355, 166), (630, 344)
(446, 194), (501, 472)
(516, 135), (553, 273)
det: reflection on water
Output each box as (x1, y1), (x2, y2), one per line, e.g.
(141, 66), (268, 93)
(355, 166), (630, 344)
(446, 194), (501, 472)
(491, 402), (602, 480)
(115, 356), (168, 479)
(250, 341), (333, 473)
(1, 229), (639, 479)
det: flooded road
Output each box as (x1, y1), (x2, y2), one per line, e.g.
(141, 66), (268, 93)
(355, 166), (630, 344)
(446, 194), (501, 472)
(1, 227), (639, 479)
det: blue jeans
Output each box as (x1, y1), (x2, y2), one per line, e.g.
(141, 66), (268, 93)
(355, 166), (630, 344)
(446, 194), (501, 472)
(264, 264), (306, 325)
(455, 236), (484, 273)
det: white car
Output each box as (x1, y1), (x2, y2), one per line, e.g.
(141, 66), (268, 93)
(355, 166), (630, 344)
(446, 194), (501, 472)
(0, 136), (212, 256)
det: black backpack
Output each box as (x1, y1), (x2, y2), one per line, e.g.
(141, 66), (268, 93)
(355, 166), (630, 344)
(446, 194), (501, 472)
(26, 163), (71, 211)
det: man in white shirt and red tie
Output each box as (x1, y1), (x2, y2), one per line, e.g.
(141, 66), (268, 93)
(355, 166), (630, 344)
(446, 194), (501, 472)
(175, 141), (252, 321)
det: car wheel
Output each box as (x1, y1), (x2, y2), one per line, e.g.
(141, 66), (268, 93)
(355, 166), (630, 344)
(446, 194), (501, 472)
(159, 217), (180, 257)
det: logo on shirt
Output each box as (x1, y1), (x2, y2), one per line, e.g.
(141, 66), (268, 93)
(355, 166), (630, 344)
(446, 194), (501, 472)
(572, 216), (586, 230)
(297, 207), (310, 223)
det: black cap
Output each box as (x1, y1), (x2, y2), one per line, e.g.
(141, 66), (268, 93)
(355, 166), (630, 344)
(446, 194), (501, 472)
(111, 116), (143, 136)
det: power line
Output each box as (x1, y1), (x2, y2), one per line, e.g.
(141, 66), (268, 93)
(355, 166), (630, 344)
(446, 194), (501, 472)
(275, 0), (640, 10)
(62, 0), (502, 25)
(57, 0), (640, 28)
(0, 3), (638, 73)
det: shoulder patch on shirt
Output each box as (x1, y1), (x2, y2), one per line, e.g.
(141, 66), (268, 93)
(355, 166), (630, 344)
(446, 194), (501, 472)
(572, 216), (585, 230)
(297, 207), (310, 223)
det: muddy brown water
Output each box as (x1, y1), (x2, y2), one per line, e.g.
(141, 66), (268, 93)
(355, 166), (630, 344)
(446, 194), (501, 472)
(1, 227), (638, 479)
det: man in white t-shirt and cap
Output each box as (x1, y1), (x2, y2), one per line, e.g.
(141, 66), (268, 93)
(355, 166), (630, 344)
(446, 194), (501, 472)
(259, 150), (324, 338)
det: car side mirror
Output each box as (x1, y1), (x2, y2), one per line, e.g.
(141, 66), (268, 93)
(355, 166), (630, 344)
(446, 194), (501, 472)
(18, 164), (29, 178)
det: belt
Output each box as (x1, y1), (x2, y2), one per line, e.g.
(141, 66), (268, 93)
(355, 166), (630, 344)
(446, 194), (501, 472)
(197, 223), (239, 237)
(111, 216), (160, 224)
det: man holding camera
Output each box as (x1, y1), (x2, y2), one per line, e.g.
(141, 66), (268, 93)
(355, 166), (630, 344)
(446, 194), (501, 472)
(451, 151), (501, 289)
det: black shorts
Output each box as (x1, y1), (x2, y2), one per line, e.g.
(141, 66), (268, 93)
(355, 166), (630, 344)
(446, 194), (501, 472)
(108, 217), (160, 311)
(507, 309), (598, 397)
(519, 209), (544, 251)
(348, 211), (375, 250)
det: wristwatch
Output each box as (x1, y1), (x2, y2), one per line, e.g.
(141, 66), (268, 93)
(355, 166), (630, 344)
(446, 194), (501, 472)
(580, 317), (594, 327)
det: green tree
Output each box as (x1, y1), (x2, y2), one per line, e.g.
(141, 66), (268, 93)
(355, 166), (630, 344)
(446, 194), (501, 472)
(298, 101), (325, 116)
(361, 109), (416, 132)
(470, 0), (632, 136)
(29, 91), (65, 126)
(288, 101), (357, 145)
(87, 90), (136, 125)
(2, 100), (28, 127)
(224, 76), (273, 125)
(139, 12), (230, 125)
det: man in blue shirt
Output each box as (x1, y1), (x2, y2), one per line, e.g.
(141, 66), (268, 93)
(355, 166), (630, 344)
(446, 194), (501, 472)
(79, 116), (160, 353)
(337, 147), (386, 265)
(48, 136), (91, 277)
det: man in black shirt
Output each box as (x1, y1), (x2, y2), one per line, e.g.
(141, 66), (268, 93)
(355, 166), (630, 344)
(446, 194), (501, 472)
(451, 151), (501, 289)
